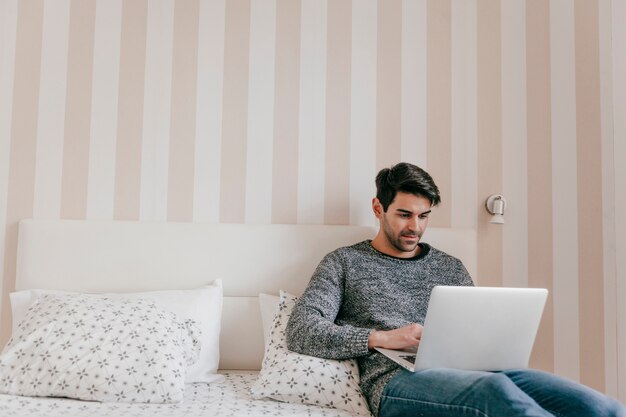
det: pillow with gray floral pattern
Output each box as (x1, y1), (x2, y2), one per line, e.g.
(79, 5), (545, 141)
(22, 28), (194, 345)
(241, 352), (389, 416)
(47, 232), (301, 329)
(250, 291), (372, 416)
(0, 294), (200, 403)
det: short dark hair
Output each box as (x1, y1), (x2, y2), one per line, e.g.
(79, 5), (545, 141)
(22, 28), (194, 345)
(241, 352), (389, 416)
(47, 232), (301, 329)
(375, 162), (441, 211)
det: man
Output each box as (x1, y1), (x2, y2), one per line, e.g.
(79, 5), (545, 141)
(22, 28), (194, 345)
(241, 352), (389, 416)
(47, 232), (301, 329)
(286, 162), (625, 417)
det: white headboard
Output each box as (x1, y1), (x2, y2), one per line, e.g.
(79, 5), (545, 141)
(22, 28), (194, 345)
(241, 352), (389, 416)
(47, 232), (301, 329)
(15, 219), (477, 369)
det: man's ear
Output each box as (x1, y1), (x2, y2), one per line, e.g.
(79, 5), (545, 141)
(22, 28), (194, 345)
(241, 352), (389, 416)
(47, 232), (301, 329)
(372, 198), (383, 218)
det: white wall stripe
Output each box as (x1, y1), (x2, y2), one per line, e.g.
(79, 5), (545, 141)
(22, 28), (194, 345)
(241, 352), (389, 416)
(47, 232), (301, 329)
(32, 0), (70, 220)
(501, 0), (528, 289)
(462, 0), (478, 232)
(451, 0), (477, 230)
(612, 0), (626, 403)
(86, 0), (122, 220)
(139, 0), (175, 222)
(193, 0), (225, 223)
(350, 0), (377, 226)
(0, 0), (18, 331)
(400, 0), (426, 168)
(598, 0), (617, 398)
(549, 0), (580, 382)
(244, 0), (276, 224)
(297, 0), (327, 225)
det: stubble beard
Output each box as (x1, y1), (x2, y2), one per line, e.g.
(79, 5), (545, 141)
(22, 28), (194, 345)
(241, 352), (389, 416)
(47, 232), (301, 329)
(382, 216), (422, 254)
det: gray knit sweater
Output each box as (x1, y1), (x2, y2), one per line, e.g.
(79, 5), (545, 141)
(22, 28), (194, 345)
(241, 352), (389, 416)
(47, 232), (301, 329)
(285, 240), (474, 416)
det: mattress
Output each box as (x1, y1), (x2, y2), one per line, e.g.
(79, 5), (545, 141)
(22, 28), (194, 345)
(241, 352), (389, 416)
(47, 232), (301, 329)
(0, 371), (360, 417)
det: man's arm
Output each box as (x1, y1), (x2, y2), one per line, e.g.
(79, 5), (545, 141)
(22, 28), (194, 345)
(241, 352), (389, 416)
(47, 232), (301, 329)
(286, 251), (373, 360)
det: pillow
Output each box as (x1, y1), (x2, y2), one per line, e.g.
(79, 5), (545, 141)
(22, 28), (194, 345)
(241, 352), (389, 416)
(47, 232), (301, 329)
(258, 293), (280, 346)
(250, 291), (372, 416)
(0, 294), (200, 403)
(9, 281), (223, 384)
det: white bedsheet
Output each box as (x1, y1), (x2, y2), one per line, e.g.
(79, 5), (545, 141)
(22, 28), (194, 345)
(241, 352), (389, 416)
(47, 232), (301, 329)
(0, 372), (362, 417)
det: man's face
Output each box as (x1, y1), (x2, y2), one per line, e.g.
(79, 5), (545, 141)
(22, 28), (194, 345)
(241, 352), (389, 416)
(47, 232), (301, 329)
(373, 192), (432, 257)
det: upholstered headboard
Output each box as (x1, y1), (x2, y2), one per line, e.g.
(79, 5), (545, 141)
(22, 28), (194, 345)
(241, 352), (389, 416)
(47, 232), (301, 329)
(14, 219), (477, 370)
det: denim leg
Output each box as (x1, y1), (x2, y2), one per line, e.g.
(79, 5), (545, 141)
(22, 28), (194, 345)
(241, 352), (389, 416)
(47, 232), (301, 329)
(378, 369), (554, 417)
(502, 369), (626, 417)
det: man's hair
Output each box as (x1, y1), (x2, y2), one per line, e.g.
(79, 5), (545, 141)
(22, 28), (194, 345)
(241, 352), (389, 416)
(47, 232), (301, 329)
(375, 162), (441, 211)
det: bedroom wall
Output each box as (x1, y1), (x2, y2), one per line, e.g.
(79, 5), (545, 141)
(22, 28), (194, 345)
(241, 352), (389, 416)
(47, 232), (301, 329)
(0, 0), (624, 402)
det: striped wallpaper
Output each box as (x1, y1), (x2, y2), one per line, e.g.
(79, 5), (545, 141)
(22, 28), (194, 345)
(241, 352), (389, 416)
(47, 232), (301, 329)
(0, 0), (625, 403)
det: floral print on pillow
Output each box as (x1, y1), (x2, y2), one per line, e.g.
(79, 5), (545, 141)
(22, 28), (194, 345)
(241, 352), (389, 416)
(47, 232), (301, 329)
(250, 291), (372, 416)
(0, 294), (200, 403)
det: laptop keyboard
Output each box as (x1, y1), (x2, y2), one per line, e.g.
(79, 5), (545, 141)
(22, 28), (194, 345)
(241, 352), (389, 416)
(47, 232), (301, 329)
(399, 354), (416, 364)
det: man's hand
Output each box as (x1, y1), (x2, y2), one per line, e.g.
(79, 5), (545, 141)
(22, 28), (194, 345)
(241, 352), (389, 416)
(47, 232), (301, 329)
(367, 323), (423, 350)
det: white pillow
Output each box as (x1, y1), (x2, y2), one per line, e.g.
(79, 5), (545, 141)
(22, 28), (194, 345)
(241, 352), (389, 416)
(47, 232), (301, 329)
(251, 291), (372, 416)
(0, 294), (199, 403)
(258, 293), (280, 346)
(9, 281), (223, 384)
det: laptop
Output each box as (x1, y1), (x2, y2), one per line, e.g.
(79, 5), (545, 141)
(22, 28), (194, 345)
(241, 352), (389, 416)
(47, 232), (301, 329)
(375, 286), (548, 372)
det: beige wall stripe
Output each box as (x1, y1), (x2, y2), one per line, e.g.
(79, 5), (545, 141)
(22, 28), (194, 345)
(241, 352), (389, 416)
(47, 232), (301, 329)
(526, 0), (554, 372)
(324, 0), (351, 225)
(575, 0), (605, 392)
(426, 0), (451, 227)
(219, 0), (250, 223)
(114, 0), (148, 220)
(167, 0), (200, 222)
(271, 0), (301, 224)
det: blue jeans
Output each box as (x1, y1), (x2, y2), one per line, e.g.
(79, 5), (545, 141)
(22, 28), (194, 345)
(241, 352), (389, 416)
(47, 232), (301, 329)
(378, 368), (626, 417)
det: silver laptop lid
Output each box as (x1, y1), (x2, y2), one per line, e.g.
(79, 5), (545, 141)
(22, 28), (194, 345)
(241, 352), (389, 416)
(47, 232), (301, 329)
(412, 286), (548, 371)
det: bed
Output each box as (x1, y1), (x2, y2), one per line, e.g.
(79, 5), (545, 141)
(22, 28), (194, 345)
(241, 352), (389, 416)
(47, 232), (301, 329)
(0, 219), (477, 416)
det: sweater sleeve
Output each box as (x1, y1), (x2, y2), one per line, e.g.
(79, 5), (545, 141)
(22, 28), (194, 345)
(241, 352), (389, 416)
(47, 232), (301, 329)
(286, 250), (373, 360)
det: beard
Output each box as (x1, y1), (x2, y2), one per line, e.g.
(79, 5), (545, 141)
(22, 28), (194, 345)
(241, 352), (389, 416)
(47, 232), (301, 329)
(381, 216), (422, 253)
